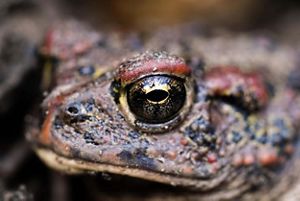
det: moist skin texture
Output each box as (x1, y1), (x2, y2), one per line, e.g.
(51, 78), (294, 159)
(26, 21), (300, 201)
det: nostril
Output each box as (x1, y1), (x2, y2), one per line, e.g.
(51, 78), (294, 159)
(64, 102), (91, 123)
(66, 103), (81, 116)
(68, 106), (79, 114)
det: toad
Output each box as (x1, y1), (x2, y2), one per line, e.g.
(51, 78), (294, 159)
(26, 21), (300, 201)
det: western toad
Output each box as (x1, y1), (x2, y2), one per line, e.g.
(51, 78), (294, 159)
(26, 21), (300, 201)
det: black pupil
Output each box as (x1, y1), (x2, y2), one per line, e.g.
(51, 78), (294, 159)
(127, 75), (186, 123)
(146, 89), (169, 102)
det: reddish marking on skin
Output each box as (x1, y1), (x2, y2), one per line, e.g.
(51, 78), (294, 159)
(211, 162), (220, 174)
(284, 144), (295, 155)
(42, 29), (54, 56)
(218, 149), (226, 157)
(207, 153), (217, 163)
(39, 108), (54, 145)
(257, 149), (280, 166)
(102, 136), (110, 144)
(147, 147), (160, 158)
(204, 66), (269, 107)
(191, 152), (201, 161)
(39, 95), (66, 145)
(243, 154), (255, 166)
(180, 137), (189, 146)
(166, 151), (177, 160)
(181, 166), (194, 175)
(246, 73), (269, 107)
(41, 26), (96, 60)
(233, 154), (243, 166)
(72, 42), (93, 55)
(46, 85), (82, 108)
(118, 60), (191, 84)
(47, 95), (65, 108)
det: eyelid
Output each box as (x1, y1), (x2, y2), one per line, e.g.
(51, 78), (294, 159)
(116, 51), (191, 86)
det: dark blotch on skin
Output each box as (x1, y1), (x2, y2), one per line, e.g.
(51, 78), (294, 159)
(288, 69), (300, 90)
(54, 116), (63, 129)
(270, 118), (291, 147)
(128, 131), (140, 139)
(110, 80), (121, 104)
(69, 146), (81, 159)
(97, 38), (107, 48)
(69, 115), (90, 124)
(258, 135), (268, 144)
(270, 134), (284, 146)
(78, 65), (95, 76)
(245, 125), (256, 140)
(232, 131), (242, 143)
(184, 116), (216, 148)
(83, 132), (99, 146)
(118, 149), (156, 170)
(84, 98), (95, 112)
(185, 56), (205, 71)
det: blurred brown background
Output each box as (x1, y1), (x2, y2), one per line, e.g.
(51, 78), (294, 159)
(60, 0), (300, 31)
(0, 0), (299, 200)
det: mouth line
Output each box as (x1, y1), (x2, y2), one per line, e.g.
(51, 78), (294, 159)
(34, 147), (227, 191)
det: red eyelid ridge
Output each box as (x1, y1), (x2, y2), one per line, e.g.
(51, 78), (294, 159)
(116, 53), (191, 84)
(204, 66), (269, 107)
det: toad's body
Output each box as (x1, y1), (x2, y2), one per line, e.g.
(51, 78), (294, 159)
(27, 21), (300, 200)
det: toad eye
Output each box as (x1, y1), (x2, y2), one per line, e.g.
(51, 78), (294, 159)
(127, 75), (186, 123)
(112, 51), (195, 133)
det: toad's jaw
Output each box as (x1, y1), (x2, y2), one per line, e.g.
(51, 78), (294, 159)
(35, 147), (234, 191)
